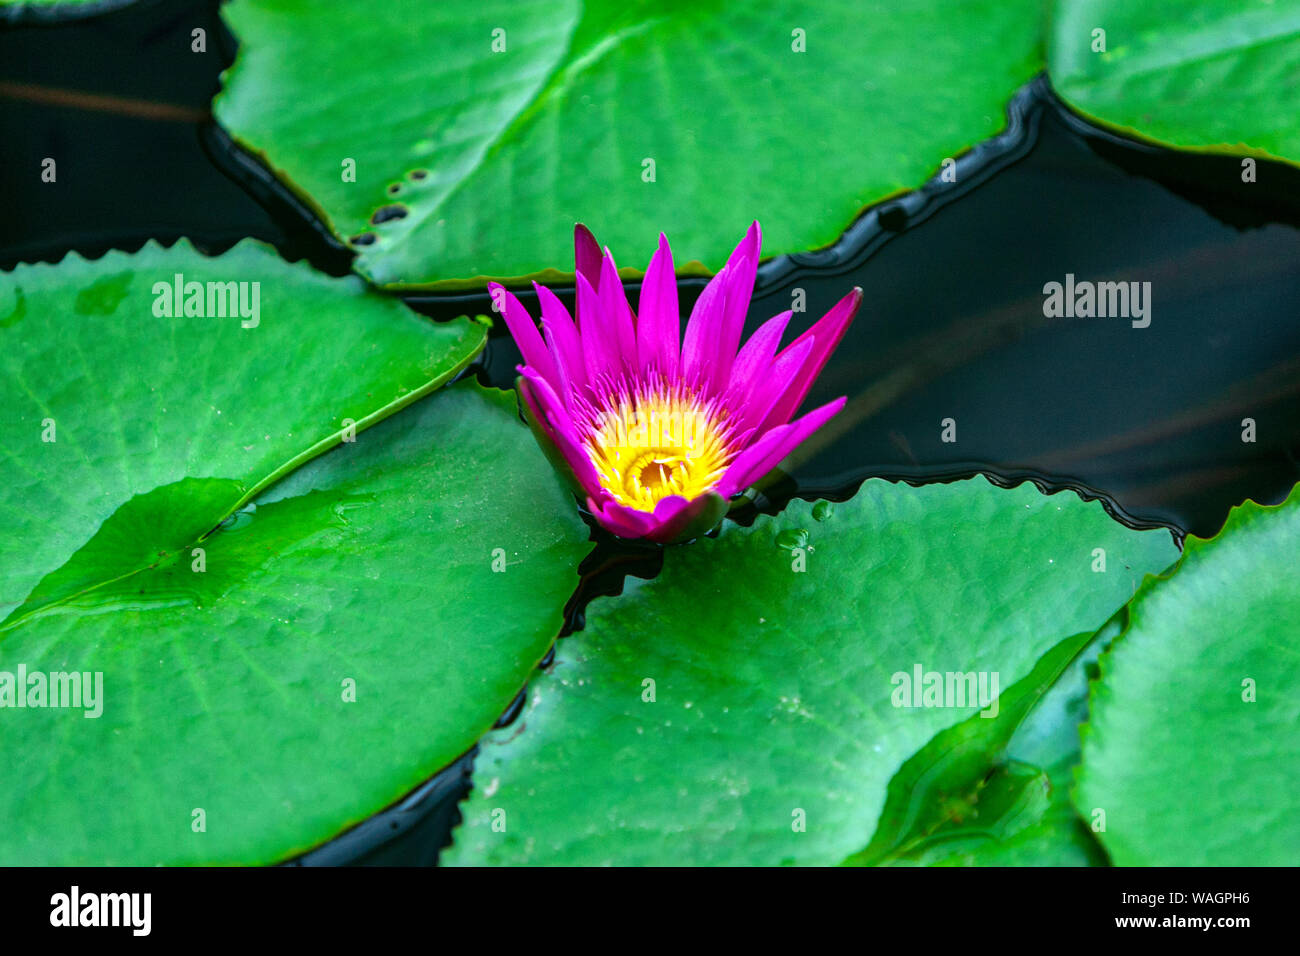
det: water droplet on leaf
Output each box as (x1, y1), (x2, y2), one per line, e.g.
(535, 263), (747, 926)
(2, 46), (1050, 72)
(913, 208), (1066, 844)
(775, 528), (808, 550)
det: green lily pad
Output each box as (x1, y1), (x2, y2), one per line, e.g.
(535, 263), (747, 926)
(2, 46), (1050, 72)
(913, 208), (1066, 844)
(1049, 0), (1300, 164)
(0, 240), (482, 625)
(0, 382), (592, 864)
(444, 479), (1178, 866)
(845, 615), (1120, 866)
(1075, 485), (1300, 865)
(215, 0), (1043, 287)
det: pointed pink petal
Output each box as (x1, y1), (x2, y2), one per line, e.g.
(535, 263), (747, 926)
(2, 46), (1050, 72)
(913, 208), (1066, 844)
(643, 492), (729, 543)
(574, 224), (603, 291)
(589, 492), (725, 543)
(757, 287), (862, 432)
(519, 368), (586, 452)
(587, 494), (657, 538)
(520, 369), (601, 496)
(717, 396), (846, 498)
(736, 334), (815, 437)
(711, 222), (762, 384)
(678, 266), (729, 391)
(641, 495), (693, 543)
(636, 233), (680, 378)
(599, 249), (638, 368)
(724, 309), (791, 408)
(491, 282), (560, 394)
(535, 282), (586, 398)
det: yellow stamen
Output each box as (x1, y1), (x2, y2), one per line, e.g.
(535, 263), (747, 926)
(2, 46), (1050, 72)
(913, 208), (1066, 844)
(584, 389), (732, 511)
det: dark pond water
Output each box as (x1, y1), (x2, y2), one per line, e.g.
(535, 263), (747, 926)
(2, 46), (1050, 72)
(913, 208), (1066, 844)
(4, 0), (1299, 866)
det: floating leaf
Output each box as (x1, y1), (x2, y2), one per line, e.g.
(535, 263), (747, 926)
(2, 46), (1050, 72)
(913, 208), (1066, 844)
(1075, 485), (1300, 865)
(445, 479), (1177, 865)
(0, 383), (592, 864)
(215, 0), (1044, 286)
(1049, 0), (1300, 164)
(0, 240), (482, 624)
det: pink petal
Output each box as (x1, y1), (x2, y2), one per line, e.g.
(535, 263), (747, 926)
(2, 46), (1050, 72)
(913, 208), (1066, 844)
(587, 492), (723, 543)
(724, 309), (791, 409)
(758, 288), (862, 433)
(574, 223), (603, 291)
(587, 494), (657, 538)
(736, 334), (816, 437)
(678, 223), (764, 394)
(717, 396), (846, 498)
(519, 369), (602, 497)
(491, 282), (560, 394)
(599, 249), (638, 369)
(711, 222), (762, 384)
(643, 492), (728, 544)
(534, 282), (586, 399)
(642, 495), (694, 543)
(636, 233), (680, 378)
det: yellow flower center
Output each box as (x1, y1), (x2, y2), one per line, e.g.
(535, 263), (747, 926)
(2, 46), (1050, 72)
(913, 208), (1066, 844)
(584, 389), (733, 511)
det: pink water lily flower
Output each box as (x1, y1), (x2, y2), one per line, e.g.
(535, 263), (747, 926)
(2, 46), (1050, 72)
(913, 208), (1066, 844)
(491, 222), (861, 543)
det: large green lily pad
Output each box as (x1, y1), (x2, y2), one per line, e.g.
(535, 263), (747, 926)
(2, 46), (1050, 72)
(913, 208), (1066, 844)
(445, 479), (1178, 865)
(1049, 0), (1300, 164)
(0, 382), (592, 864)
(1075, 485), (1300, 865)
(0, 240), (482, 625)
(215, 0), (1044, 287)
